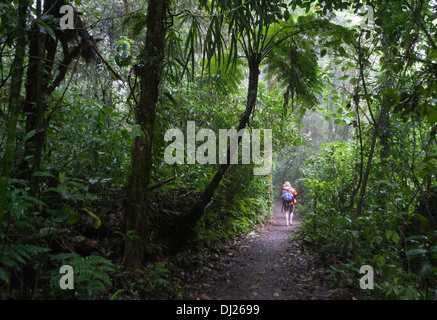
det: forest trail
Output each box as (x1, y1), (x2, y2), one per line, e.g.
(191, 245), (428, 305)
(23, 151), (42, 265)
(182, 200), (345, 300)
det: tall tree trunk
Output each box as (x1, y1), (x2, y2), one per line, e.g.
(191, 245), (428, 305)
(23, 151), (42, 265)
(376, 31), (393, 211)
(123, 0), (169, 271)
(123, 0), (131, 15)
(0, 0), (29, 226)
(20, 1), (46, 195)
(32, 0), (46, 194)
(355, 125), (379, 217)
(173, 56), (261, 247)
(351, 36), (384, 254)
(19, 0), (100, 192)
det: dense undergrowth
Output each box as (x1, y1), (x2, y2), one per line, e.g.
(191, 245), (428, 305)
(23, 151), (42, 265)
(293, 141), (437, 300)
(2, 0), (436, 301)
(0, 155), (273, 299)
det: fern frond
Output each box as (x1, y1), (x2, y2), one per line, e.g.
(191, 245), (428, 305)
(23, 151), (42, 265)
(123, 11), (148, 40)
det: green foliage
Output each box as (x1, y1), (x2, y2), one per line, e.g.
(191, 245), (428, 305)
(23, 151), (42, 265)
(264, 14), (323, 113)
(122, 10), (147, 40)
(1, 0), (436, 300)
(1, 0), (276, 301)
(295, 135), (437, 299)
(274, 0), (437, 300)
(195, 165), (273, 251)
(0, 243), (50, 289)
(50, 252), (114, 299)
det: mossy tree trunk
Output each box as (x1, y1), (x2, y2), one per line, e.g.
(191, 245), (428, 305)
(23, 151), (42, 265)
(123, 0), (169, 271)
(0, 0), (29, 226)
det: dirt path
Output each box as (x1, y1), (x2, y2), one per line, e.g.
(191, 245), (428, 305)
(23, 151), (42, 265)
(209, 200), (304, 300)
(182, 200), (341, 300)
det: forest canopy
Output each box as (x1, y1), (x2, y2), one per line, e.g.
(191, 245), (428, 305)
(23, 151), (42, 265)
(0, 0), (436, 300)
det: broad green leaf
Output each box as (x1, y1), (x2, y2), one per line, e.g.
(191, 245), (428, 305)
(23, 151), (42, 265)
(59, 172), (66, 184)
(338, 46), (346, 56)
(20, 195), (47, 207)
(32, 171), (56, 179)
(320, 48), (327, 57)
(349, 77), (358, 85)
(35, 19), (56, 40)
(426, 107), (437, 125)
(392, 232), (400, 245)
(407, 248), (427, 259)
(82, 208), (101, 229)
(23, 129), (36, 142)
(386, 230), (393, 240)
